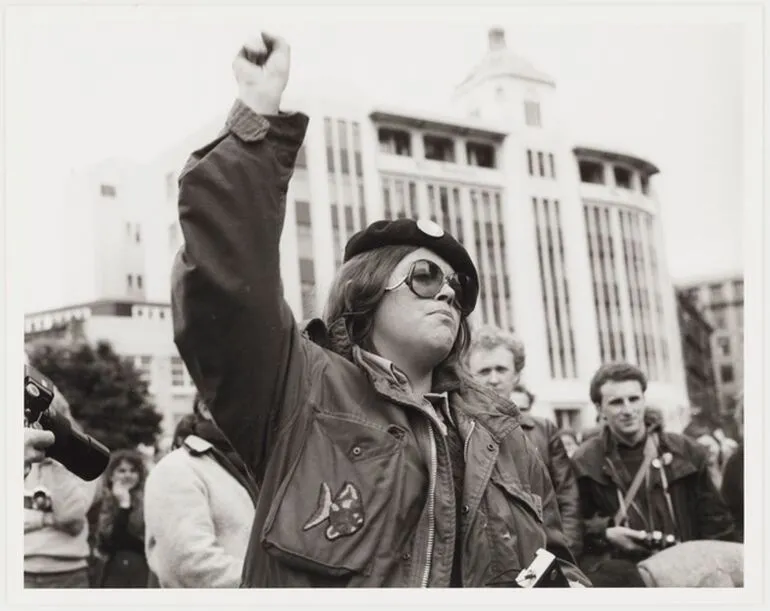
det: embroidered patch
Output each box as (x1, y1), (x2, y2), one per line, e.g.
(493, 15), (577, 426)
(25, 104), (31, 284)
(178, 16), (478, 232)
(302, 481), (365, 541)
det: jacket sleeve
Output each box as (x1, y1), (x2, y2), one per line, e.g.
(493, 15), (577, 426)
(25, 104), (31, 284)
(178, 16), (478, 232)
(527, 448), (591, 586)
(545, 426), (583, 558)
(171, 100), (310, 478)
(144, 457), (250, 588)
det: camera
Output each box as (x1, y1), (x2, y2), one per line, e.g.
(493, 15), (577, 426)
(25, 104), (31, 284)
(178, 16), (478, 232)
(640, 530), (678, 551)
(25, 364), (110, 481)
(515, 549), (570, 588)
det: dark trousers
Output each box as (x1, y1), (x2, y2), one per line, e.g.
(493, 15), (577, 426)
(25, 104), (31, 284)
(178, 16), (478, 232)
(24, 567), (90, 588)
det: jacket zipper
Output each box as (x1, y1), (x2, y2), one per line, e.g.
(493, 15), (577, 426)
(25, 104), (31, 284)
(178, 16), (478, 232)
(420, 424), (438, 587)
(463, 420), (475, 462)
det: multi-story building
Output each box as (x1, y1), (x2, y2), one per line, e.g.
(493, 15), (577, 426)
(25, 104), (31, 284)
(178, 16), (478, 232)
(24, 301), (197, 434)
(35, 27), (691, 434)
(675, 290), (719, 420)
(677, 274), (744, 414)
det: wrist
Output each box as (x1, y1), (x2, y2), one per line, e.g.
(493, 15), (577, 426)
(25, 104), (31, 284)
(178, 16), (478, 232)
(238, 93), (281, 117)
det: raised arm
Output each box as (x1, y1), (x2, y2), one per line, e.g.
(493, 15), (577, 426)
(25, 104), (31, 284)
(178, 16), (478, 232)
(171, 34), (309, 478)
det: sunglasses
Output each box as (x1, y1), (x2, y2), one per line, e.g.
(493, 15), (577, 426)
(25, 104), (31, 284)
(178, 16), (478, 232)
(384, 259), (473, 315)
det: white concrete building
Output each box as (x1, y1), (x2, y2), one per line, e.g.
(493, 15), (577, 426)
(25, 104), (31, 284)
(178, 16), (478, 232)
(34, 27), (690, 433)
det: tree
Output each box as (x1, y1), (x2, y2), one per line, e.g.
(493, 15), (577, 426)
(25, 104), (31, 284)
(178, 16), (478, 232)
(27, 338), (163, 451)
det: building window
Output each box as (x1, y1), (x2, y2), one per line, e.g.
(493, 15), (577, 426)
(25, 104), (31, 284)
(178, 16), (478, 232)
(100, 184), (116, 197)
(127, 274), (133, 289)
(717, 336), (731, 357)
(553, 408), (580, 431)
(720, 364), (734, 384)
(640, 173), (650, 195)
(352, 122), (363, 176)
(712, 309), (727, 329)
(135, 226), (141, 243)
(324, 118), (335, 173)
(378, 128), (411, 156)
(423, 135), (455, 162)
(537, 152), (546, 177)
(613, 166), (632, 189)
(137, 274), (143, 290)
(527, 150), (534, 176)
(296, 200), (311, 226)
(578, 160), (604, 184)
(466, 142), (496, 168)
(548, 153), (556, 179)
(709, 283), (725, 304)
(135, 355), (152, 383)
(524, 100), (542, 127)
(295, 146), (307, 169)
(171, 356), (185, 387)
(338, 120), (349, 175)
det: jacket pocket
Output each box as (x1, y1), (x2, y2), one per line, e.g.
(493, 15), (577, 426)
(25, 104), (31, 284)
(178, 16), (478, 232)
(261, 411), (416, 579)
(483, 471), (546, 585)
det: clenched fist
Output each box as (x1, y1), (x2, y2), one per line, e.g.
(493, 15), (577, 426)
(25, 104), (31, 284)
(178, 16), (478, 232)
(233, 32), (291, 116)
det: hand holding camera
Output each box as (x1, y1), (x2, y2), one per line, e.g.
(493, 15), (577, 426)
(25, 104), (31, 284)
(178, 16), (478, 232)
(25, 428), (55, 465)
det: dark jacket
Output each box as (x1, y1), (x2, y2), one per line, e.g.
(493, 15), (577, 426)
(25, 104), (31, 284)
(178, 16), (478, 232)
(518, 413), (582, 557)
(572, 427), (736, 569)
(170, 100), (589, 587)
(720, 445), (743, 542)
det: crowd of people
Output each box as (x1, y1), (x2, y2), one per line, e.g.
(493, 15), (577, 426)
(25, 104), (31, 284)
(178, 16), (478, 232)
(23, 31), (744, 589)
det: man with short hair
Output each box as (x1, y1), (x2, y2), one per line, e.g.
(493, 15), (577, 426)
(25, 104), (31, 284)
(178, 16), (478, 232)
(572, 362), (736, 572)
(468, 326), (583, 557)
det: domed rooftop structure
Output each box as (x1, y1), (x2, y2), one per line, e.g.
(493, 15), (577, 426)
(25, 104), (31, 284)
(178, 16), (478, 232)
(457, 27), (556, 89)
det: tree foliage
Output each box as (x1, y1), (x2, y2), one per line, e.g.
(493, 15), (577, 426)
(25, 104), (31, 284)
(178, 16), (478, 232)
(27, 339), (163, 451)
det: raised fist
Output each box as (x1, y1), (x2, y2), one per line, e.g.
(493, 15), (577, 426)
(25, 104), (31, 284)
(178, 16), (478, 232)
(233, 32), (290, 116)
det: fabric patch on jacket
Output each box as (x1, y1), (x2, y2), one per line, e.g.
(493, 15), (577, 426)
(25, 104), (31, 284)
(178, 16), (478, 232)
(302, 482), (365, 541)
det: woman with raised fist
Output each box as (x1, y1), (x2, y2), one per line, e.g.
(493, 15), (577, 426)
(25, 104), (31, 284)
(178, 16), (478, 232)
(171, 32), (589, 588)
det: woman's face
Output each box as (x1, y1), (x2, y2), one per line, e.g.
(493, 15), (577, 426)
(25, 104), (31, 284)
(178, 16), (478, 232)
(111, 460), (140, 490)
(371, 248), (461, 370)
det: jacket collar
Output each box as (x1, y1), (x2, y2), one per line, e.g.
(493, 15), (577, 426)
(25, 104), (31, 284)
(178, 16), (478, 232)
(301, 318), (521, 442)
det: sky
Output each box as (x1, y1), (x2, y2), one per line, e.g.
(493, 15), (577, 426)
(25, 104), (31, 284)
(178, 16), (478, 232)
(5, 4), (750, 312)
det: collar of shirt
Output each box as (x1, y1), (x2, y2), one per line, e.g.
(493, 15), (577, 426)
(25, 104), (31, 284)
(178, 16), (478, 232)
(358, 348), (454, 433)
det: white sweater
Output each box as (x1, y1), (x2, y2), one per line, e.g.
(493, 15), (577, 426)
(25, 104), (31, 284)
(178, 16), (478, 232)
(143, 440), (255, 588)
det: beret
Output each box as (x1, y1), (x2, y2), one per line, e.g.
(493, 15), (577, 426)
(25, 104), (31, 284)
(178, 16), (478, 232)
(343, 218), (479, 313)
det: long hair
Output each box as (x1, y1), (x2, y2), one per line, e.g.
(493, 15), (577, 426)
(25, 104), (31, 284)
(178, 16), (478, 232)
(322, 245), (473, 381)
(95, 448), (147, 549)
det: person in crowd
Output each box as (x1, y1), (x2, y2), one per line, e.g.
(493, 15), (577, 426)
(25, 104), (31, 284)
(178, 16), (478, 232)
(695, 433), (725, 490)
(143, 395), (258, 588)
(558, 429), (579, 459)
(721, 398), (744, 542)
(170, 32), (589, 588)
(583, 540), (744, 587)
(24, 391), (97, 588)
(467, 325), (582, 557)
(508, 383), (583, 557)
(91, 449), (149, 587)
(572, 362), (737, 573)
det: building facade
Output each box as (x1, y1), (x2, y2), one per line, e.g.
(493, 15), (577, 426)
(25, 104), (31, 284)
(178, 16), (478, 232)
(677, 274), (744, 414)
(24, 301), (197, 435)
(38, 27), (691, 434)
(675, 290), (719, 420)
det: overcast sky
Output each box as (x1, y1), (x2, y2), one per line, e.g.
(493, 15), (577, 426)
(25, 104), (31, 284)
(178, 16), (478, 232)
(5, 5), (749, 312)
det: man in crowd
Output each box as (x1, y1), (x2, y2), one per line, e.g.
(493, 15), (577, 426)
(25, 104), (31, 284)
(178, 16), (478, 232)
(24, 389), (97, 588)
(572, 362), (737, 572)
(468, 325), (582, 557)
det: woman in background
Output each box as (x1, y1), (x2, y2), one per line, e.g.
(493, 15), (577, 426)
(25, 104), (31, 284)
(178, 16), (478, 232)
(92, 449), (149, 588)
